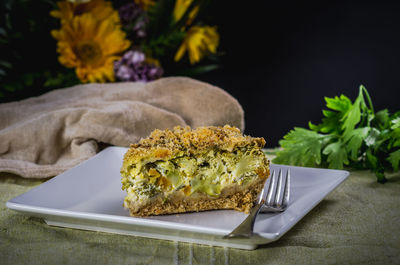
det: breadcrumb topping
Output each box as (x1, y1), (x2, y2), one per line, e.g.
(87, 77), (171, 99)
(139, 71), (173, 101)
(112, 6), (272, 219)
(123, 125), (266, 165)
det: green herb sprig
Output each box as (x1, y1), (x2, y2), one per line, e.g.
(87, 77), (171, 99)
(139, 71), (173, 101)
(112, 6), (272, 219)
(273, 85), (400, 183)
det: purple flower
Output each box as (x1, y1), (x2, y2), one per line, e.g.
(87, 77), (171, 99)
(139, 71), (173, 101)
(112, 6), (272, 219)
(118, 2), (148, 41)
(114, 50), (164, 82)
(118, 2), (142, 24)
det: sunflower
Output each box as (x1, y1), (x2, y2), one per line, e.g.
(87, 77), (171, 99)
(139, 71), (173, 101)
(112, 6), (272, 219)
(51, 13), (130, 83)
(50, 0), (120, 24)
(174, 26), (219, 64)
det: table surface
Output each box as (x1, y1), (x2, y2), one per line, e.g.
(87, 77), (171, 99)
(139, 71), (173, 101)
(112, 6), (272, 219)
(1, 163), (400, 265)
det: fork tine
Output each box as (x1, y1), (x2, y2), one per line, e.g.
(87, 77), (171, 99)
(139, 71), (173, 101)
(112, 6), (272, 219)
(266, 170), (276, 205)
(281, 169), (291, 208)
(274, 169), (284, 206)
(257, 182), (265, 204)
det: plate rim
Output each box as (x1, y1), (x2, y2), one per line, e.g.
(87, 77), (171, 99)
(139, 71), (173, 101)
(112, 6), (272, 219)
(6, 146), (349, 247)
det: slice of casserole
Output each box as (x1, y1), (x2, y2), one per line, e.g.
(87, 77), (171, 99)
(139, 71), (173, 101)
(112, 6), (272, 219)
(121, 125), (270, 216)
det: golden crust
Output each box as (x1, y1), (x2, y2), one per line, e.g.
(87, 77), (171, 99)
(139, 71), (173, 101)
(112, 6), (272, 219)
(122, 125), (266, 166)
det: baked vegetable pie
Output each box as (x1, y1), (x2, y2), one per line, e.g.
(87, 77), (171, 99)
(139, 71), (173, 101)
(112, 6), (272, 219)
(121, 125), (270, 216)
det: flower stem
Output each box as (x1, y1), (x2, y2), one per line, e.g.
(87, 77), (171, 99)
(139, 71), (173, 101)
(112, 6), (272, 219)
(360, 85), (375, 113)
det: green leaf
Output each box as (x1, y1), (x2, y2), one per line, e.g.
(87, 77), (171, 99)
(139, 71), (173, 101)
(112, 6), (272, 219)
(315, 86), (374, 138)
(43, 69), (79, 88)
(387, 149), (400, 172)
(144, 30), (185, 58)
(322, 141), (349, 169)
(308, 121), (319, 131)
(276, 84), (396, 183)
(309, 104), (348, 134)
(389, 127), (400, 148)
(147, 0), (176, 37)
(320, 110), (342, 133)
(341, 90), (363, 138)
(273, 128), (328, 167)
(4, 84), (16, 92)
(345, 127), (370, 160)
(364, 127), (381, 148)
(177, 64), (220, 76)
(374, 109), (389, 128)
(0, 60), (12, 69)
(366, 149), (378, 169)
(325, 95), (352, 112)
(391, 117), (400, 130)
(309, 110), (342, 134)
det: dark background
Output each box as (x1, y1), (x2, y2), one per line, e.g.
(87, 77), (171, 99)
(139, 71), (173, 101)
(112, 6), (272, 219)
(2, 1), (399, 148)
(197, 1), (400, 147)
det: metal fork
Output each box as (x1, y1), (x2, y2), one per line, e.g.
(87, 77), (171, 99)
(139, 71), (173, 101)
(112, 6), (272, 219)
(223, 169), (291, 239)
(260, 169), (291, 213)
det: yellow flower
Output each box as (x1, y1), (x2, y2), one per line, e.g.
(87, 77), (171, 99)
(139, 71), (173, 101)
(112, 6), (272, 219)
(174, 26), (219, 64)
(51, 14), (130, 83)
(173, 0), (199, 26)
(50, 0), (120, 24)
(134, 0), (156, 11)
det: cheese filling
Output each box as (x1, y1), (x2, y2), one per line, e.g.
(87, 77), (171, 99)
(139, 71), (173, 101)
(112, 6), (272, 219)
(121, 148), (267, 207)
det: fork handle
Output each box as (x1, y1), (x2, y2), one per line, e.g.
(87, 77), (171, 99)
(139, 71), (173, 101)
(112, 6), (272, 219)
(223, 200), (264, 239)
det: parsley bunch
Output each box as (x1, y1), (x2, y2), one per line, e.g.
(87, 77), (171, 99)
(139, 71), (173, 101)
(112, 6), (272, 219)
(273, 85), (400, 183)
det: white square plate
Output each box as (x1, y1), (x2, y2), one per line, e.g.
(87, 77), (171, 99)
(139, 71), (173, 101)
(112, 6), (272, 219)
(6, 147), (349, 250)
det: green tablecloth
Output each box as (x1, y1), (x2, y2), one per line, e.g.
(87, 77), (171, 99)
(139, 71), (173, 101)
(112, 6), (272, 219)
(1, 169), (400, 265)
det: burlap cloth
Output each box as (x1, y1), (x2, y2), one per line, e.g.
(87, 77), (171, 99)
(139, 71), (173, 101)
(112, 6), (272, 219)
(0, 77), (244, 178)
